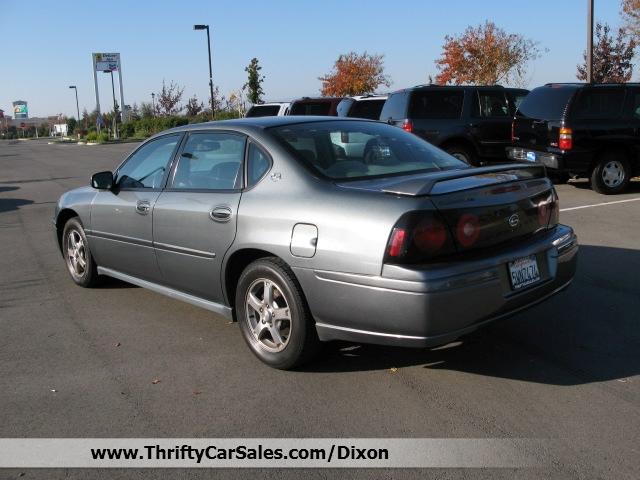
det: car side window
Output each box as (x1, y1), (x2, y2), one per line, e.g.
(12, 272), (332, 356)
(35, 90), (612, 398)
(116, 134), (181, 189)
(572, 89), (625, 119)
(474, 91), (509, 117)
(246, 143), (271, 187)
(631, 92), (640, 119)
(170, 132), (245, 190)
(409, 91), (464, 119)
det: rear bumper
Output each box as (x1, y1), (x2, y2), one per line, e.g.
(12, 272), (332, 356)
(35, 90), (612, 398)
(506, 147), (591, 175)
(294, 225), (578, 348)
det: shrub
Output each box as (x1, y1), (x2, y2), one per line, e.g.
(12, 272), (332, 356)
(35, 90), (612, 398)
(120, 122), (135, 139)
(97, 132), (109, 143)
(86, 131), (98, 142)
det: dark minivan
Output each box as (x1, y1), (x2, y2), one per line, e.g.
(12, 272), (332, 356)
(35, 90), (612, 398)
(508, 83), (640, 194)
(380, 85), (528, 165)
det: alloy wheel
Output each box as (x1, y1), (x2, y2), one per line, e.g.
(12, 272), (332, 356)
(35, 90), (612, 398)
(66, 229), (87, 278)
(602, 160), (625, 188)
(245, 278), (292, 353)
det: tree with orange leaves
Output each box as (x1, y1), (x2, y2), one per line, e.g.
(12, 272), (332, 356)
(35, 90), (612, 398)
(319, 52), (392, 96)
(435, 21), (542, 86)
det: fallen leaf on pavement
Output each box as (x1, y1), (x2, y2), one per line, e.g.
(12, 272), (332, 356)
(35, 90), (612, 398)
(151, 379), (161, 385)
(390, 367), (398, 373)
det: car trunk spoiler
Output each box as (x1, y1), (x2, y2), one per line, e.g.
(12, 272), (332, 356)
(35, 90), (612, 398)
(378, 164), (547, 197)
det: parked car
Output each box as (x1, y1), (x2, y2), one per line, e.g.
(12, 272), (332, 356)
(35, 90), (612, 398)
(245, 102), (290, 117)
(289, 97), (343, 116)
(337, 94), (388, 120)
(380, 85), (529, 165)
(54, 117), (577, 369)
(507, 83), (640, 194)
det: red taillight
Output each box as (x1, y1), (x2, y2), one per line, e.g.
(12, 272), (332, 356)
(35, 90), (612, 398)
(537, 191), (559, 229)
(402, 119), (413, 133)
(559, 127), (572, 150)
(413, 218), (447, 252)
(456, 214), (481, 248)
(537, 201), (550, 228)
(387, 228), (407, 257)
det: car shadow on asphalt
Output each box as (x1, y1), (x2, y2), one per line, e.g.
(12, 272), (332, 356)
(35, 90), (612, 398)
(569, 178), (640, 193)
(301, 245), (640, 386)
(0, 186), (34, 213)
(95, 276), (140, 289)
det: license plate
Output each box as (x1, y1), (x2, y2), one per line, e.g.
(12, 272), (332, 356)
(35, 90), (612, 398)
(508, 255), (541, 290)
(526, 151), (537, 162)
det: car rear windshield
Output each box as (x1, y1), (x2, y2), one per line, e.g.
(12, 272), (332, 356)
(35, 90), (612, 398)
(409, 90), (464, 119)
(245, 105), (281, 117)
(268, 120), (467, 181)
(290, 101), (332, 116)
(516, 86), (577, 120)
(347, 99), (386, 120)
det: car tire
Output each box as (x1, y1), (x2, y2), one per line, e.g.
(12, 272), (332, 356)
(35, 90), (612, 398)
(590, 153), (631, 194)
(62, 217), (100, 287)
(445, 145), (477, 166)
(235, 257), (320, 369)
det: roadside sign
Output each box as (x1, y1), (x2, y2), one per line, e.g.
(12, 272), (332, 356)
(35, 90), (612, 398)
(93, 53), (120, 72)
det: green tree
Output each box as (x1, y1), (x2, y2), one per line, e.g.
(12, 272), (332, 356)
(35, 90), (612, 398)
(244, 58), (265, 104)
(577, 22), (636, 82)
(66, 117), (77, 135)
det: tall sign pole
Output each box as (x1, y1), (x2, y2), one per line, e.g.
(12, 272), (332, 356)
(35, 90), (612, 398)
(92, 53), (101, 133)
(587, 0), (594, 83)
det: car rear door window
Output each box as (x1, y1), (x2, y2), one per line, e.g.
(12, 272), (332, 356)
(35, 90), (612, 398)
(116, 134), (181, 189)
(347, 99), (386, 120)
(517, 86), (577, 120)
(170, 132), (245, 190)
(246, 143), (271, 187)
(474, 91), (509, 117)
(572, 88), (625, 119)
(409, 90), (464, 119)
(246, 105), (281, 117)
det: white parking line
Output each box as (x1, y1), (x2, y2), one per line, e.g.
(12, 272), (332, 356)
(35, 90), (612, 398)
(560, 197), (640, 212)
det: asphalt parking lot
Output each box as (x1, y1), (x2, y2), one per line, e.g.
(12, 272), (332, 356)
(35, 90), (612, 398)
(0, 139), (639, 479)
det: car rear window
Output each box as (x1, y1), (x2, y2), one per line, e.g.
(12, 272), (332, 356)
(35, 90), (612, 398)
(380, 92), (408, 120)
(269, 120), (466, 181)
(517, 86), (577, 120)
(347, 99), (386, 120)
(245, 105), (281, 117)
(571, 88), (625, 119)
(409, 90), (464, 119)
(290, 101), (332, 116)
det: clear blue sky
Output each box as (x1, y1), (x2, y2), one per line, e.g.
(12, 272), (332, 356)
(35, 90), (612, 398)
(0, 0), (626, 118)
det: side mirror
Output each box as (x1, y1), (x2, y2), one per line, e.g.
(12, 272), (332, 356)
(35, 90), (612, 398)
(91, 171), (114, 190)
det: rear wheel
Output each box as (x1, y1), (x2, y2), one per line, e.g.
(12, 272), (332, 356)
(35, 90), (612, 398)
(445, 144), (477, 166)
(62, 217), (99, 287)
(235, 257), (320, 369)
(590, 153), (631, 194)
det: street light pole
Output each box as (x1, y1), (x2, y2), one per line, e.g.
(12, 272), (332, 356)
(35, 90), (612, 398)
(151, 92), (156, 117)
(68, 86), (80, 123)
(587, 0), (594, 83)
(194, 24), (215, 120)
(106, 70), (119, 139)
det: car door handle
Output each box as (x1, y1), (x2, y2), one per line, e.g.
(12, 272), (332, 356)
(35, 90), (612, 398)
(209, 206), (232, 222)
(136, 201), (151, 215)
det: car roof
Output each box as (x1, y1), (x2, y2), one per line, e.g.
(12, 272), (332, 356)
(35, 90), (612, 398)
(542, 82), (640, 89)
(249, 102), (290, 106)
(350, 94), (388, 101)
(290, 96), (344, 103)
(163, 115), (377, 134)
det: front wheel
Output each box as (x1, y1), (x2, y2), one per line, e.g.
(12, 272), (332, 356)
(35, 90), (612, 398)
(590, 154), (631, 194)
(62, 217), (99, 287)
(235, 257), (320, 369)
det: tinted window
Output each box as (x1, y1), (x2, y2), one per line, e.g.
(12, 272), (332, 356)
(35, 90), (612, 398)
(630, 92), (640, 118)
(247, 143), (271, 186)
(270, 120), (466, 181)
(511, 92), (528, 110)
(517, 86), (577, 120)
(336, 98), (355, 117)
(246, 105), (281, 117)
(116, 134), (181, 189)
(347, 99), (386, 120)
(380, 92), (408, 120)
(572, 88), (625, 119)
(474, 91), (509, 117)
(171, 132), (245, 190)
(290, 101), (332, 116)
(409, 90), (464, 119)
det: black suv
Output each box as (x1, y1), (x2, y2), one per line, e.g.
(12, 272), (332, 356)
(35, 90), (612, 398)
(380, 85), (528, 165)
(508, 83), (640, 194)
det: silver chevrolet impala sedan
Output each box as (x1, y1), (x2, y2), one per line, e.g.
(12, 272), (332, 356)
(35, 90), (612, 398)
(54, 117), (578, 369)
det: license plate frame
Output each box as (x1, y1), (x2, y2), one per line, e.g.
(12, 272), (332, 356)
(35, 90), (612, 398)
(508, 255), (541, 290)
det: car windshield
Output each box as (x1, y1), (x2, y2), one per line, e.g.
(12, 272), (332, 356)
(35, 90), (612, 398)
(269, 120), (467, 181)
(246, 105), (281, 117)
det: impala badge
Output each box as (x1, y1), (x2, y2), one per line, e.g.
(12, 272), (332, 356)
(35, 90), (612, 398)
(508, 213), (520, 228)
